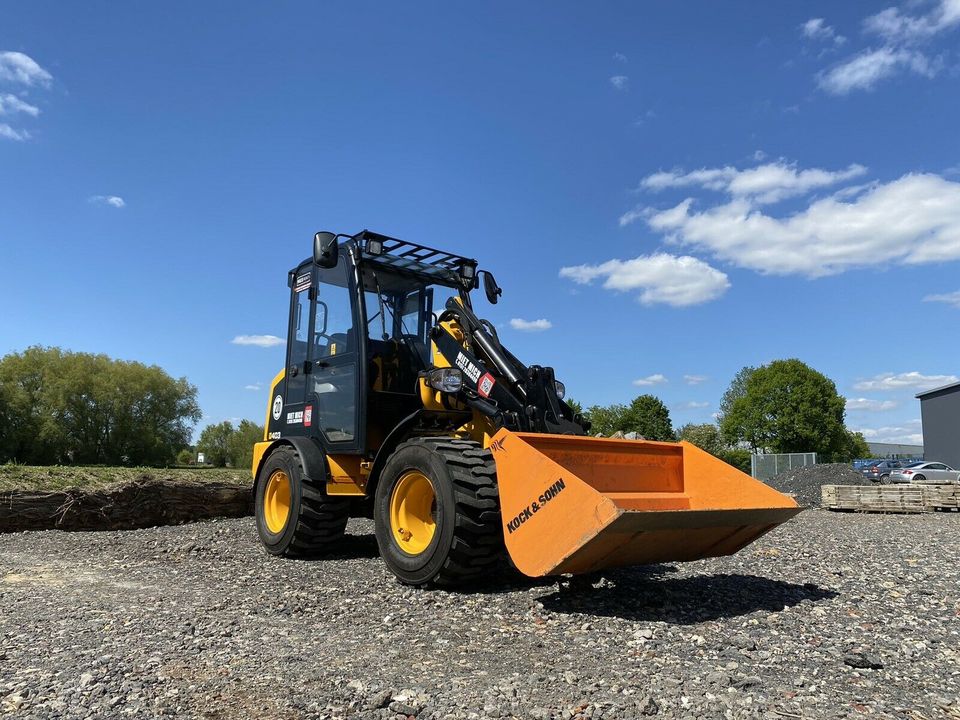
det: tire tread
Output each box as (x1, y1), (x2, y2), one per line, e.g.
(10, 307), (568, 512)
(393, 436), (504, 586)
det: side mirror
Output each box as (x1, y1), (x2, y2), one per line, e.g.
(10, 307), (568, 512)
(313, 231), (339, 268)
(481, 271), (502, 305)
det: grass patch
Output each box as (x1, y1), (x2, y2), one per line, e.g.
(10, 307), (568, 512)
(0, 464), (251, 493)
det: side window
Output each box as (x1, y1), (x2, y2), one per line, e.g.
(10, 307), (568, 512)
(286, 270), (312, 402)
(314, 260), (356, 359)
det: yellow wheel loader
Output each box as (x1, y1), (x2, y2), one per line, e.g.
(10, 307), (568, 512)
(252, 230), (801, 586)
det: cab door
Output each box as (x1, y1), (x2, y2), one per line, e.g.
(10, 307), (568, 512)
(308, 255), (364, 452)
(280, 264), (315, 438)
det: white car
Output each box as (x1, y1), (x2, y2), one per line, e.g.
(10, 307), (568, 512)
(890, 461), (960, 484)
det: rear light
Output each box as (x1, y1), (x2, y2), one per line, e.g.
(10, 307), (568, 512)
(902, 470), (913, 475)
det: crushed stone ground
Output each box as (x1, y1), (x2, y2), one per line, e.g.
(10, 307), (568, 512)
(1, 511), (958, 719)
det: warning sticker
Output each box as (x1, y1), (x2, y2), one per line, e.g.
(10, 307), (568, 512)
(477, 373), (496, 398)
(304, 405), (313, 427)
(294, 272), (311, 293)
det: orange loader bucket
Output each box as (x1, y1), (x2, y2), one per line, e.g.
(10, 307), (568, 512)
(489, 430), (801, 577)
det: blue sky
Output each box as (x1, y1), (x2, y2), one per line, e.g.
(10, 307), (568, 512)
(2, 1), (959, 446)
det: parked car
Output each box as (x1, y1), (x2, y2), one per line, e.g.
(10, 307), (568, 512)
(890, 461), (960, 484)
(860, 459), (907, 484)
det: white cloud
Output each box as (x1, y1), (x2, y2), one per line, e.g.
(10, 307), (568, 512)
(801, 18), (847, 45)
(676, 400), (710, 410)
(231, 334), (284, 348)
(509, 318), (552, 332)
(923, 289), (960, 308)
(814, 1), (960, 95)
(244, 383), (262, 391)
(683, 374), (708, 385)
(818, 47), (938, 94)
(0, 94), (39, 117)
(853, 371), (959, 392)
(560, 253), (730, 307)
(639, 171), (960, 277)
(613, 52), (628, 63)
(609, 75), (629, 90)
(863, 0), (960, 43)
(633, 374), (668, 387)
(853, 419), (923, 445)
(0, 51), (52, 87)
(89, 195), (125, 208)
(637, 161), (868, 205)
(0, 123), (29, 141)
(633, 109), (656, 128)
(845, 397), (899, 411)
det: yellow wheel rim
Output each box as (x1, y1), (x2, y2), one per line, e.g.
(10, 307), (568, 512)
(389, 471), (437, 555)
(263, 469), (292, 534)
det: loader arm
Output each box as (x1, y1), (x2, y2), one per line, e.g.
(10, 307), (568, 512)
(430, 298), (587, 436)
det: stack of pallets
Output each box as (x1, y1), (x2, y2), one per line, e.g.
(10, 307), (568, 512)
(821, 484), (960, 513)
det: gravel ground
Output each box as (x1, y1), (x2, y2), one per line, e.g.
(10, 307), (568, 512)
(769, 465), (873, 508)
(2, 511), (958, 720)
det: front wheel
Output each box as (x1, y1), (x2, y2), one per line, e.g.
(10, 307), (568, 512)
(374, 437), (504, 586)
(879, 474), (892, 484)
(255, 446), (350, 556)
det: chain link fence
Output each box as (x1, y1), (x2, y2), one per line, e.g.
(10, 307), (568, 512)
(751, 452), (817, 481)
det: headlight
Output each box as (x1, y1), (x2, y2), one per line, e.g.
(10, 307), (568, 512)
(426, 368), (464, 393)
(555, 381), (566, 400)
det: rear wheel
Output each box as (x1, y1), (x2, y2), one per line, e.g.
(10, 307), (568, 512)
(913, 474), (926, 482)
(255, 446), (350, 556)
(374, 437), (503, 586)
(879, 474), (891, 484)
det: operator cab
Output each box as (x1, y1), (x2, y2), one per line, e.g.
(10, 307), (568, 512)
(275, 230), (478, 456)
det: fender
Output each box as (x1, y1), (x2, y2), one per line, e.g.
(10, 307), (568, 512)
(253, 436), (328, 487)
(366, 410), (422, 497)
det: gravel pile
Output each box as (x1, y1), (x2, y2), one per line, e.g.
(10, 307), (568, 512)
(2, 511), (958, 719)
(768, 463), (873, 507)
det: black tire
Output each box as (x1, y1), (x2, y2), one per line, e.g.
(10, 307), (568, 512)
(879, 474), (891, 485)
(374, 437), (503, 586)
(255, 445), (350, 556)
(914, 474), (926, 482)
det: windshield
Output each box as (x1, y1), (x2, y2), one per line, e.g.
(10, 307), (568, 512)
(360, 265), (465, 392)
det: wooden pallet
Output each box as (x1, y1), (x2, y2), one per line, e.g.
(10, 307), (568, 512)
(822, 484), (960, 513)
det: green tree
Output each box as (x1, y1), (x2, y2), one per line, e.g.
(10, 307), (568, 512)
(197, 421), (234, 467)
(584, 403), (629, 436)
(678, 423), (725, 456)
(718, 448), (752, 474)
(176, 448), (195, 465)
(720, 359), (848, 460)
(718, 366), (756, 434)
(838, 430), (871, 462)
(226, 419), (264, 470)
(564, 398), (584, 417)
(623, 395), (675, 441)
(0, 347), (200, 465)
